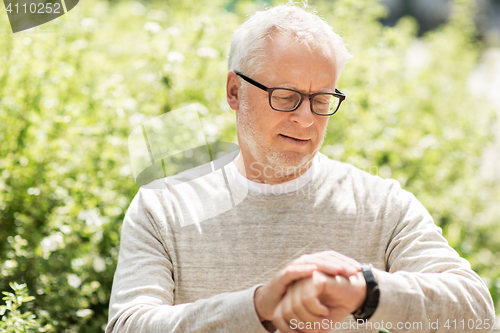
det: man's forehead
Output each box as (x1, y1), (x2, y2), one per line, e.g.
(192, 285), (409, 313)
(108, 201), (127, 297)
(264, 31), (335, 63)
(261, 33), (336, 80)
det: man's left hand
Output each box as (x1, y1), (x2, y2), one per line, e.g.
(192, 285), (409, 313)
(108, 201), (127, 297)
(273, 271), (366, 333)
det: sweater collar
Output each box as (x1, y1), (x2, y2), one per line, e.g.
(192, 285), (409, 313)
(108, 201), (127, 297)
(228, 155), (317, 195)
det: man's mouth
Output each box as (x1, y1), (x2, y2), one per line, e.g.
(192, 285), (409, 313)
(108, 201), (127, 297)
(279, 134), (309, 141)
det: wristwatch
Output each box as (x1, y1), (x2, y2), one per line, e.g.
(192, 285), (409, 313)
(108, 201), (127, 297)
(352, 263), (380, 320)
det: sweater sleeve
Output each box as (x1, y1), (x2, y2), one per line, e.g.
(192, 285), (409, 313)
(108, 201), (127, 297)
(106, 187), (269, 333)
(368, 187), (495, 332)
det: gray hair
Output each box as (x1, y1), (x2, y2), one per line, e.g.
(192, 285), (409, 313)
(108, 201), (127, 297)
(228, 3), (352, 79)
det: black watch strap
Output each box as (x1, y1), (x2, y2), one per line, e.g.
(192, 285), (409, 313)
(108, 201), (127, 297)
(352, 263), (380, 320)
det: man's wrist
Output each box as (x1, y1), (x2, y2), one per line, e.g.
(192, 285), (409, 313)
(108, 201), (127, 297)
(253, 286), (277, 332)
(352, 264), (380, 320)
(352, 271), (367, 311)
(254, 285), (265, 321)
(254, 285), (274, 322)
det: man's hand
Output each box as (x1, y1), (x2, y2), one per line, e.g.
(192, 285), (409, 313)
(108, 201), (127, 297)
(272, 271), (366, 333)
(254, 251), (361, 322)
(318, 272), (366, 323)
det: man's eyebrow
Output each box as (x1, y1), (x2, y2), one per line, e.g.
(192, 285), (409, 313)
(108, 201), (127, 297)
(277, 83), (336, 94)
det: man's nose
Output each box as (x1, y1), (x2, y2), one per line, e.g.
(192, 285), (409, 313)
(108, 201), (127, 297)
(290, 97), (314, 127)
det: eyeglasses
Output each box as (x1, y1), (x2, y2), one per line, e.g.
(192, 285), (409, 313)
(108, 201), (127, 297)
(235, 72), (345, 116)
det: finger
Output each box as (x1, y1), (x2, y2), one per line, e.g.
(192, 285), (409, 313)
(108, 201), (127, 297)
(325, 310), (352, 327)
(320, 274), (365, 316)
(275, 280), (327, 332)
(292, 254), (360, 277)
(272, 264), (318, 296)
(333, 274), (350, 286)
(276, 264), (318, 286)
(322, 274), (350, 296)
(274, 302), (301, 333)
(290, 283), (327, 325)
(304, 250), (361, 271)
(310, 260), (358, 278)
(314, 252), (361, 275)
(348, 271), (366, 286)
(290, 282), (314, 322)
(312, 270), (327, 292)
(318, 250), (361, 268)
(274, 316), (300, 333)
(257, 264), (319, 321)
(302, 272), (329, 317)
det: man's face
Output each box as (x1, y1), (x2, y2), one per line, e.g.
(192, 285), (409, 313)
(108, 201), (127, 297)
(231, 33), (338, 178)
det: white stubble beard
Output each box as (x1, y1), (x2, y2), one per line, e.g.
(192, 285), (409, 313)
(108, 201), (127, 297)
(236, 92), (325, 179)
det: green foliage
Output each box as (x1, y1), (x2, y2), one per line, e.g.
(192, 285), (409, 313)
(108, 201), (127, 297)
(0, 0), (245, 331)
(0, 282), (51, 332)
(0, 0), (498, 331)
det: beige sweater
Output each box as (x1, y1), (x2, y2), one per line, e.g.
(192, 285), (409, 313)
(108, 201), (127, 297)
(107, 152), (495, 333)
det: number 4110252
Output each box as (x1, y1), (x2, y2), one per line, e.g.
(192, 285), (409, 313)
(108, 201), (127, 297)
(5, 2), (62, 14)
(443, 318), (498, 330)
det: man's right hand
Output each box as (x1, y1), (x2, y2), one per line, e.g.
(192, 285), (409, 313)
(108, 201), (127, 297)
(253, 251), (361, 322)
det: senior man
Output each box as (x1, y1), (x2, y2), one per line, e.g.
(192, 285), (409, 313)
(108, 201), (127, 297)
(107, 4), (495, 333)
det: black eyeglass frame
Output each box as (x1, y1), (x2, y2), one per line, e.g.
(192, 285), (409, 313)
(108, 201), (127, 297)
(235, 71), (346, 116)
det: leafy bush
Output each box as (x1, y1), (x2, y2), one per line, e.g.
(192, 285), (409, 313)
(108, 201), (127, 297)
(0, 282), (51, 332)
(1, 0), (238, 331)
(0, 0), (498, 331)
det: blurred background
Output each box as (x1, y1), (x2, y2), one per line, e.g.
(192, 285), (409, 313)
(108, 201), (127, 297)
(382, 0), (500, 41)
(0, 0), (499, 331)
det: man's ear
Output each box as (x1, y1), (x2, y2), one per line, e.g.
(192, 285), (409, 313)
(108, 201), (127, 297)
(226, 71), (241, 111)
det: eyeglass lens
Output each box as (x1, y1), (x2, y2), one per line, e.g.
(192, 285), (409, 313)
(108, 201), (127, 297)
(270, 89), (340, 114)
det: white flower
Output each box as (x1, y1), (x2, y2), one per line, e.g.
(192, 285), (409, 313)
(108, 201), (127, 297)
(167, 51), (185, 63)
(197, 47), (218, 59)
(41, 232), (64, 253)
(144, 22), (162, 34)
(93, 257), (106, 273)
(76, 309), (93, 317)
(67, 274), (82, 288)
(78, 209), (103, 227)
